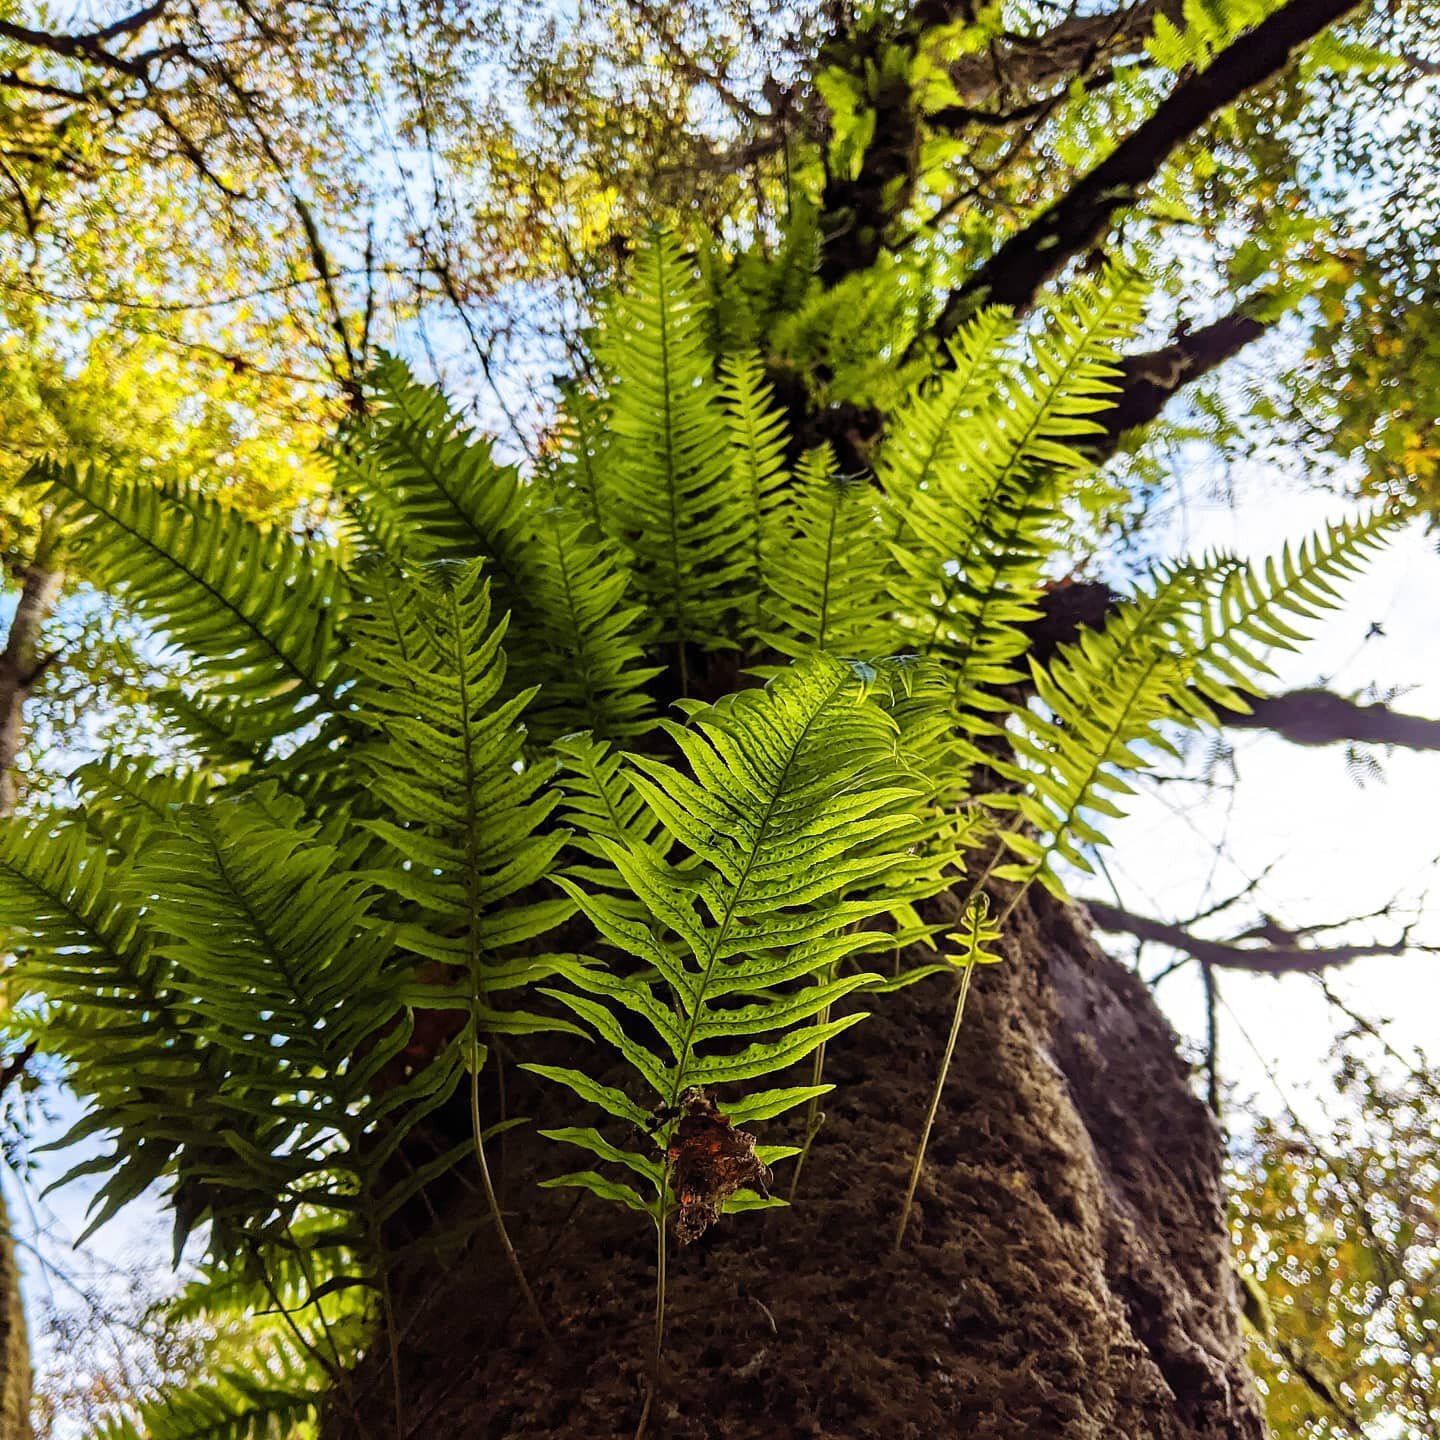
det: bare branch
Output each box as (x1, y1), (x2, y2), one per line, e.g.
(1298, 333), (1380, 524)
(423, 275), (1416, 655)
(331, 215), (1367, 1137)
(1084, 897), (1415, 975)
(1093, 304), (1275, 452)
(1220, 689), (1440, 752)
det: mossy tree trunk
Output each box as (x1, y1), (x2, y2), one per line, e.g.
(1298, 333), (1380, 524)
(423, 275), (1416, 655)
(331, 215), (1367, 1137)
(335, 888), (1260, 1439)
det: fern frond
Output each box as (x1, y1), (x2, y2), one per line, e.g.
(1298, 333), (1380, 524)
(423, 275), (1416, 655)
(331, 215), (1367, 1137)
(93, 1335), (326, 1440)
(524, 504), (660, 742)
(718, 352), (791, 612)
(1184, 507), (1406, 720)
(526, 656), (953, 1226)
(991, 567), (1201, 897)
(72, 754), (212, 854)
(885, 269), (1147, 733)
(597, 229), (750, 658)
(347, 559), (570, 980)
(553, 382), (615, 535)
(552, 732), (661, 877)
(120, 787), (463, 1254)
(759, 446), (889, 659)
(0, 815), (242, 1243)
(150, 688), (271, 770)
(30, 462), (344, 733)
(344, 356), (533, 580)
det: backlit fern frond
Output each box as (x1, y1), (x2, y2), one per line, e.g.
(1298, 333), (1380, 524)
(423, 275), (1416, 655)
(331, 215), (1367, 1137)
(1185, 507), (1407, 720)
(552, 382), (615, 536)
(343, 356), (533, 581)
(759, 445), (889, 660)
(347, 559), (571, 998)
(523, 503), (659, 743)
(29, 462), (345, 736)
(0, 816), (226, 1243)
(552, 732), (662, 880)
(596, 229), (750, 662)
(525, 656), (949, 1224)
(991, 568), (1202, 897)
(718, 351), (790, 613)
(71, 754), (212, 854)
(123, 787), (464, 1255)
(93, 1334), (327, 1440)
(884, 269), (1147, 740)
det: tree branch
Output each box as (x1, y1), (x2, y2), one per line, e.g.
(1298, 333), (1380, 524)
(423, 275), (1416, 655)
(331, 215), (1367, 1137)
(1083, 898), (1412, 975)
(1219, 689), (1440, 752)
(934, 0), (1362, 331)
(1093, 303), (1275, 451)
(0, 561), (63, 814)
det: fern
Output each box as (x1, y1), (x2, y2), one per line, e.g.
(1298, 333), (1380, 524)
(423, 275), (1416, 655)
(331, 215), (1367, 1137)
(347, 559), (571, 974)
(526, 656), (952, 1214)
(718, 351), (791, 616)
(596, 228), (750, 671)
(71, 754), (212, 854)
(1147, 0), (1282, 74)
(338, 355), (533, 579)
(0, 815), (231, 1245)
(523, 502), (660, 742)
(29, 462), (345, 736)
(759, 445), (889, 659)
(93, 1335), (327, 1440)
(120, 786), (468, 1266)
(989, 568), (1202, 899)
(1184, 507), (1405, 721)
(885, 270), (1147, 735)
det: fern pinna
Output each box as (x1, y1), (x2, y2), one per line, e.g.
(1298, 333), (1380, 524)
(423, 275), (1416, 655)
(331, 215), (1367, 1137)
(0, 220), (1412, 1436)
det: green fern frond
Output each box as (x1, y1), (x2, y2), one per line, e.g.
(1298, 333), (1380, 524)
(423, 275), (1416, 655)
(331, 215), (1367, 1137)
(1147, 0), (1277, 73)
(1184, 507), (1406, 720)
(877, 307), (1018, 533)
(597, 229), (751, 660)
(30, 462), (344, 733)
(885, 269), (1147, 733)
(120, 786), (464, 1255)
(526, 656), (952, 1224)
(552, 382), (616, 536)
(524, 504), (660, 742)
(552, 732), (662, 878)
(93, 1335), (326, 1440)
(718, 352), (791, 609)
(759, 445), (889, 659)
(347, 559), (571, 980)
(72, 755), (212, 854)
(990, 567), (1201, 898)
(345, 356), (533, 578)
(0, 815), (238, 1243)
(150, 687), (272, 770)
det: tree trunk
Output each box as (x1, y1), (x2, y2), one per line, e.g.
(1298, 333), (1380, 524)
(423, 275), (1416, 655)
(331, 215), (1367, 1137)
(0, 560), (58, 1440)
(335, 887), (1261, 1439)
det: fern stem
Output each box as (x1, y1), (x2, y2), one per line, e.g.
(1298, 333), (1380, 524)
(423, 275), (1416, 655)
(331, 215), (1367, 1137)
(895, 960), (977, 1251)
(377, 1244), (406, 1440)
(636, 1197), (670, 1440)
(786, 1007), (832, 1202)
(469, 1022), (552, 1345)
